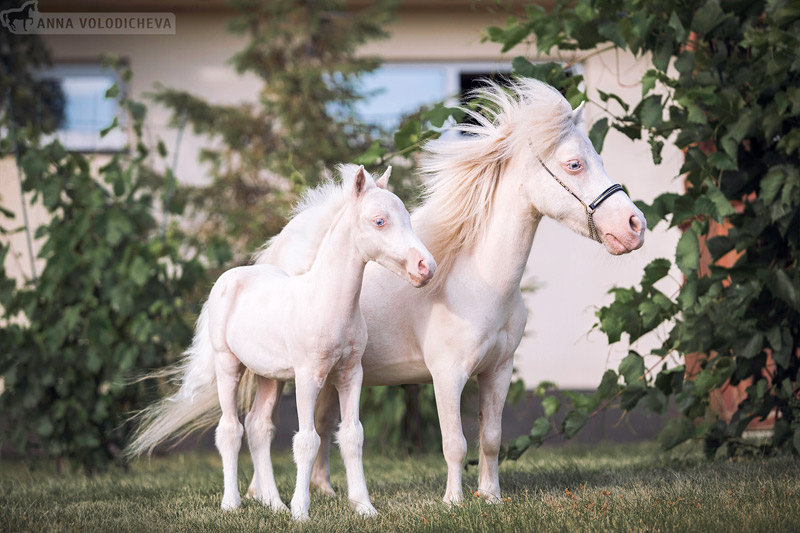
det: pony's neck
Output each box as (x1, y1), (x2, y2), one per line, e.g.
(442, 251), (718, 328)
(305, 204), (366, 317)
(472, 167), (542, 297)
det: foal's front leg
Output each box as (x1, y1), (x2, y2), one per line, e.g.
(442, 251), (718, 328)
(290, 371), (324, 521)
(334, 365), (377, 516)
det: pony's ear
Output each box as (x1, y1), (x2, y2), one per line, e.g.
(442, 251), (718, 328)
(353, 165), (368, 197)
(571, 101), (586, 126)
(376, 166), (392, 189)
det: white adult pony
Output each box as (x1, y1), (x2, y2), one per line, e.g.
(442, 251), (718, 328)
(253, 79), (646, 504)
(127, 166), (435, 520)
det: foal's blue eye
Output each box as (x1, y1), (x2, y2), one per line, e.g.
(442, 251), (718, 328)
(568, 160), (582, 171)
(374, 218), (386, 227)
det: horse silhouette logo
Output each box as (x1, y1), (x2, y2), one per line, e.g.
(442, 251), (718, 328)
(1, 1), (38, 34)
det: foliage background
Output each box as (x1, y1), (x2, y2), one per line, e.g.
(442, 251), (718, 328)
(4, 0), (797, 470)
(483, 0), (800, 459)
(0, 38), (205, 469)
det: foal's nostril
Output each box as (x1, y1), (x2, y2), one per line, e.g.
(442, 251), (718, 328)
(629, 214), (642, 234)
(417, 259), (430, 279)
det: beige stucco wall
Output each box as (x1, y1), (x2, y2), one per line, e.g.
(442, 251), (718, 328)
(1, 5), (682, 389)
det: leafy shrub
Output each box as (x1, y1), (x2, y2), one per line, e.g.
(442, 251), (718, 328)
(0, 68), (204, 471)
(484, 0), (799, 458)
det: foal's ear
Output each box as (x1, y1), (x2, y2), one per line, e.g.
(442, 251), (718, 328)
(571, 101), (586, 126)
(353, 165), (368, 197)
(376, 166), (392, 189)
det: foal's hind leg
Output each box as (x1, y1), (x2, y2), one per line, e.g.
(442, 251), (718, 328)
(215, 351), (244, 510)
(310, 382), (339, 496)
(245, 376), (287, 512)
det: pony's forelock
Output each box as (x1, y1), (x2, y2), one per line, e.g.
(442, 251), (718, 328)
(414, 78), (576, 290)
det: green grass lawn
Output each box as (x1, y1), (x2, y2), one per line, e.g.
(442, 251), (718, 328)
(2, 442), (799, 532)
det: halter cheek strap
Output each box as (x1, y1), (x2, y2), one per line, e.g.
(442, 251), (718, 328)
(531, 144), (624, 243)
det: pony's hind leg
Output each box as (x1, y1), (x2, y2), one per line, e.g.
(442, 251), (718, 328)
(215, 351), (244, 510)
(310, 382), (339, 496)
(334, 366), (376, 516)
(245, 376), (287, 512)
(290, 371), (324, 521)
(476, 362), (514, 503)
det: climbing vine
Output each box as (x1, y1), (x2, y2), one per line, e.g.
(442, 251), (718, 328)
(485, 0), (799, 458)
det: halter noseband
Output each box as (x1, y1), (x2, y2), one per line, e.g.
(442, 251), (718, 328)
(531, 142), (624, 243)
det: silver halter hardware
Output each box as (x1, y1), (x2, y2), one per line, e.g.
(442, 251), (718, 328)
(530, 142), (624, 243)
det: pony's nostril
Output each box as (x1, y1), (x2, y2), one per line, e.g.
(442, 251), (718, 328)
(629, 214), (642, 234)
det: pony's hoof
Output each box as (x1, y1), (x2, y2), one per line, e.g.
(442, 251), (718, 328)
(350, 500), (378, 517)
(245, 485), (258, 499)
(477, 490), (503, 504)
(312, 481), (336, 497)
(220, 496), (241, 511)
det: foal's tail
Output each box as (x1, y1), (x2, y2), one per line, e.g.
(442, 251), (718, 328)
(125, 301), (221, 458)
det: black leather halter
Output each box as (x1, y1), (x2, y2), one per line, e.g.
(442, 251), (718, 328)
(531, 144), (624, 243)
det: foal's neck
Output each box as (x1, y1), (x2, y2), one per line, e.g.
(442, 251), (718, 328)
(305, 205), (366, 318)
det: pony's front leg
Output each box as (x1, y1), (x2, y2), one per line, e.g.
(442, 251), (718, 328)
(311, 383), (339, 496)
(290, 371), (323, 521)
(334, 366), (377, 517)
(431, 369), (469, 504)
(476, 362), (514, 503)
(215, 352), (244, 511)
(245, 375), (287, 512)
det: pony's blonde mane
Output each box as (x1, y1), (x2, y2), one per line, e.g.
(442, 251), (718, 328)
(414, 78), (577, 290)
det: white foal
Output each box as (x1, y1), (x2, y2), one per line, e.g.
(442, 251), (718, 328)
(127, 166), (435, 521)
(252, 79), (646, 504)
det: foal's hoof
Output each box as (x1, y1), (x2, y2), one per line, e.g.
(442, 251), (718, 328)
(290, 500), (310, 521)
(266, 498), (289, 513)
(250, 494), (289, 513)
(350, 500), (378, 517)
(220, 496), (241, 511)
(442, 492), (463, 505)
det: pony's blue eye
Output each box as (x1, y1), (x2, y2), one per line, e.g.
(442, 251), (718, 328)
(568, 160), (582, 171)
(374, 218), (386, 227)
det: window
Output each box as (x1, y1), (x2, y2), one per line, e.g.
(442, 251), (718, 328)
(355, 61), (583, 132)
(355, 62), (512, 130)
(43, 64), (124, 152)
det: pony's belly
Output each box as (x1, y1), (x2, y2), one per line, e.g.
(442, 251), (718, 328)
(361, 354), (431, 386)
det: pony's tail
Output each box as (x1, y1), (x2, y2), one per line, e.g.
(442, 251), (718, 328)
(125, 301), (221, 458)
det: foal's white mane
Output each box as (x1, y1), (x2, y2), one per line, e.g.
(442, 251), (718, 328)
(252, 164), (366, 273)
(255, 79), (577, 287)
